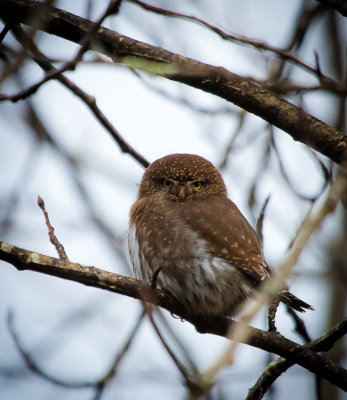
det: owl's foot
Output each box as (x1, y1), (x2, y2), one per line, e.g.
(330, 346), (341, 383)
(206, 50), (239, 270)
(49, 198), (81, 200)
(150, 266), (163, 289)
(268, 297), (280, 332)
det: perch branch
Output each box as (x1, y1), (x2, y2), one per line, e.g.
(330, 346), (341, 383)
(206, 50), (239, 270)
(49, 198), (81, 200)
(0, 240), (346, 390)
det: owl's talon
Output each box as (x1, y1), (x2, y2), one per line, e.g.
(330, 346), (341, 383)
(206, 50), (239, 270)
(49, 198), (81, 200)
(150, 266), (163, 289)
(268, 323), (277, 332)
(169, 313), (185, 322)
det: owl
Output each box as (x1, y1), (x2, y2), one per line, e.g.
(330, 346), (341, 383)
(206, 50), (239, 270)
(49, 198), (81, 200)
(128, 154), (312, 318)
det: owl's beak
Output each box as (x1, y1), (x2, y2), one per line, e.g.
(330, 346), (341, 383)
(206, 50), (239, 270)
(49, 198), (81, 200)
(178, 186), (186, 202)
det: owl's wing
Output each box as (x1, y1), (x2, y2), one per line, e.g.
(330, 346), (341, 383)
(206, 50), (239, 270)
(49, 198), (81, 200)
(178, 196), (271, 286)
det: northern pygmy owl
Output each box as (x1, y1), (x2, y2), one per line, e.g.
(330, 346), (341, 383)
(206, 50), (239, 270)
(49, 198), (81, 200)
(128, 154), (312, 318)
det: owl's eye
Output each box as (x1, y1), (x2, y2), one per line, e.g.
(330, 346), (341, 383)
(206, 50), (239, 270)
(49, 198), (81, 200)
(192, 181), (202, 190)
(162, 180), (173, 189)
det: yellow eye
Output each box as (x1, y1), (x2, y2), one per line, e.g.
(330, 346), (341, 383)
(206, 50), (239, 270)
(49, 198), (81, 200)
(162, 180), (173, 189)
(192, 181), (202, 190)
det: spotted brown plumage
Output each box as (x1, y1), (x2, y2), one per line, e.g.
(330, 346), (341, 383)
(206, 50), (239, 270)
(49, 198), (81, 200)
(128, 154), (313, 317)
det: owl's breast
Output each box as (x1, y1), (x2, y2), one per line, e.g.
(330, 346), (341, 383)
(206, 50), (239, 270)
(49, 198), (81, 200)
(129, 195), (207, 275)
(128, 195), (255, 316)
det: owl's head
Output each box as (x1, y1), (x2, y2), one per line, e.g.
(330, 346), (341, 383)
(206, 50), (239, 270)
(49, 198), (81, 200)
(138, 154), (227, 201)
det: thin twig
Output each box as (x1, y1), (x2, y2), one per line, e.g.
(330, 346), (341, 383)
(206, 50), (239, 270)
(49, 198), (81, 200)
(93, 310), (145, 400)
(7, 308), (144, 395)
(8, 25), (149, 168)
(270, 127), (329, 202)
(143, 304), (211, 398)
(247, 134), (271, 213)
(256, 195), (271, 248)
(0, 21), (12, 43)
(0, 138), (39, 233)
(132, 69), (236, 116)
(37, 195), (69, 261)
(268, 3), (325, 83)
(218, 111), (247, 170)
(156, 308), (200, 377)
(7, 311), (95, 388)
(1, 0), (122, 101)
(23, 100), (129, 271)
(142, 302), (196, 386)
(286, 307), (312, 343)
(127, 0), (340, 87)
(279, 167), (347, 280)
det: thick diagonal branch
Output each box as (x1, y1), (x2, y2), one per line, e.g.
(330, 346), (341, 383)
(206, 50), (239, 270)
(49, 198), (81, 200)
(0, 0), (346, 164)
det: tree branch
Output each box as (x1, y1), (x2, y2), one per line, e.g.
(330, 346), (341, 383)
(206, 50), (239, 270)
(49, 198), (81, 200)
(1, 240), (346, 390)
(246, 318), (347, 400)
(128, 0), (340, 90)
(1, 22), (150, 168)
(7, 308), (144, 392)
(0, 0), (346, 164)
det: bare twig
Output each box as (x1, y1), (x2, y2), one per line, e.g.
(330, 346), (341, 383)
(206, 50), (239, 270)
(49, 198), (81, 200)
(1, 0), (122, 100)
(218, 111), (247, 170)
(0, 138), (39, 233)
(279, 167), (347, 280)
(7, 25), (149, 168)
(22, 100), (130, 270)
(127, 0), (339, 87)
(143, 304), (210, 398)
(256, 195), (271, 248)
(92, 310), (145, 400)
(7, 308), (144, 395)
(270, 128), (330, 202)
(132, 69), (237, 116)
(0, 21), (12, 43)
(286, 307), (312, 343)
(155, 308), (200, 378)
(247, 135), (271, 212)
(37, 195), (69, 261)
(143, 303), (196, 386)
(7, 311), (95, 388)
(0, 0), (56, 83)
(256, 195), (278, 334)
(268, 3), (325, 82)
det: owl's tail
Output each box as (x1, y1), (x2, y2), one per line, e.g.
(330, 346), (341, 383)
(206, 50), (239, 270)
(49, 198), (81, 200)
(279, 290), (314, 313)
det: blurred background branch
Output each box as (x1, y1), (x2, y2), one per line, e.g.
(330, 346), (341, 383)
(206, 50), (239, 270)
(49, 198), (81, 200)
(0, 0), (346, 399)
